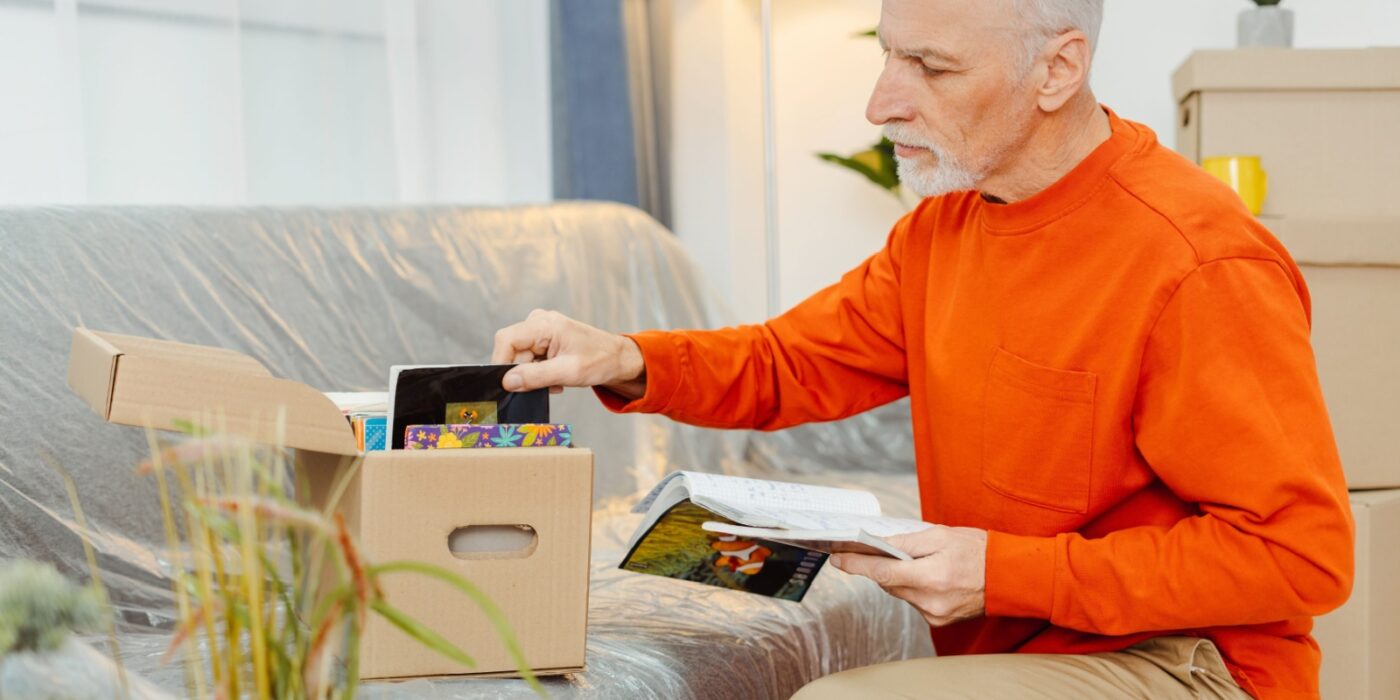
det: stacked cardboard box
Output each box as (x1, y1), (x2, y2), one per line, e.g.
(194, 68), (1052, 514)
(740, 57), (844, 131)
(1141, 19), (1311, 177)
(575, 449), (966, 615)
(1174, 48), (1400, 700)
(67, 328), (593, 681)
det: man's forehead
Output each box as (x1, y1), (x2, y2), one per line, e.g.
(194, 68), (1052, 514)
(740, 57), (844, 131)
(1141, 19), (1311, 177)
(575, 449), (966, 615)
(877, 29), (960, 64)
(877, 0), (1013, 58)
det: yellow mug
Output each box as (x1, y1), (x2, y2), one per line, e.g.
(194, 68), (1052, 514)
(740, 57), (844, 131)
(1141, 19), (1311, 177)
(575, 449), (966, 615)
(1202, 155), (1268, 216)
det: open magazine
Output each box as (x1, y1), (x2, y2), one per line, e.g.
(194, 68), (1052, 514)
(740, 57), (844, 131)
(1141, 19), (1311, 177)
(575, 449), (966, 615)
(619, 471), (930, 602)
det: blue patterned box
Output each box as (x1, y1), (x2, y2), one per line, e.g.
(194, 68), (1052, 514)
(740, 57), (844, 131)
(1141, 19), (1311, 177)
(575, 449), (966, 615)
(363, 416), (387, 451)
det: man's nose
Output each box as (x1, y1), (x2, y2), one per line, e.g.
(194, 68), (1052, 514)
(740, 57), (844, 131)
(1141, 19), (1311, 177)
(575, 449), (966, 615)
(866, 64), (915, 126)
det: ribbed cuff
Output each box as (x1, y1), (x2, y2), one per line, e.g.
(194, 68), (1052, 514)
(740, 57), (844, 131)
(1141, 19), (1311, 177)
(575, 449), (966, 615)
(592, 331), (685, 415)
(984, 531), (1057, 620)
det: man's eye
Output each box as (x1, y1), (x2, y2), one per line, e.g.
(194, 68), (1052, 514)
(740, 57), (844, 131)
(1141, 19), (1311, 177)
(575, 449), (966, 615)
(921, 64), (946, 77)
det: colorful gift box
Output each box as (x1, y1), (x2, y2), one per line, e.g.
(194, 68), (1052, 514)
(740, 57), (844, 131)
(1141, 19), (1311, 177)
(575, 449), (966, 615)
(405, 423), (573, 450)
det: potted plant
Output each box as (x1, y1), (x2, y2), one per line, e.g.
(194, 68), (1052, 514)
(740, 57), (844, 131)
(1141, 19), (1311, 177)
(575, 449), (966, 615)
(30, 426), (544, 700)
(139, 428), (545, 699)
(1239, 0), (1294, 48)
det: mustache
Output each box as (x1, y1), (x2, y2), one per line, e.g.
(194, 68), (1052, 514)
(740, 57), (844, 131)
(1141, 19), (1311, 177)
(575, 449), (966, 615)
(882, 124), (943, 156)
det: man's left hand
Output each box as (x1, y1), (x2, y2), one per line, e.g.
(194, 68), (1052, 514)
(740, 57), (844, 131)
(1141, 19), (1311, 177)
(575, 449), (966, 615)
(831, 525), (989, 627)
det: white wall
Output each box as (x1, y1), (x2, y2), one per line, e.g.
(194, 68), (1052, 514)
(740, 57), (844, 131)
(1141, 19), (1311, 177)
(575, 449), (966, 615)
(416, 0), (553, 204)
(666, 0), (771, 324)
(0, 0), (552, 207)
(0, 4), (83, 203)
(666, 0), (1400, 320)
(238, 10), (398, 205)
(770, 0), (897, 316)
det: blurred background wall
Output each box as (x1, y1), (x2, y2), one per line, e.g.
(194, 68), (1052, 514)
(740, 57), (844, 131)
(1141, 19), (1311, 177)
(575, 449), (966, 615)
(2, 0), (1397, 324)
(663, 0), (1400, 322)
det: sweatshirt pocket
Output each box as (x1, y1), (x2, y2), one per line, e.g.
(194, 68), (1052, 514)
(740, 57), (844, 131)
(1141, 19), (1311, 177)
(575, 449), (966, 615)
(981, 348), (1097, 515)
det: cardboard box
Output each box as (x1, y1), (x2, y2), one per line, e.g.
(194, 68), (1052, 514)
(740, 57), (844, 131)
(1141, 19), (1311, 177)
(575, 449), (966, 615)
(1313, 489), (1400, 700)
(66, 328), (592, 680)
(1173, 48), (1400, 219)
(1264, 217), (1400, 489)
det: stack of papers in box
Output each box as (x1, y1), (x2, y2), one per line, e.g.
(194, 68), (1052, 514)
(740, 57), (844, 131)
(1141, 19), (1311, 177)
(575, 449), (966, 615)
(325, 392), (388, 451)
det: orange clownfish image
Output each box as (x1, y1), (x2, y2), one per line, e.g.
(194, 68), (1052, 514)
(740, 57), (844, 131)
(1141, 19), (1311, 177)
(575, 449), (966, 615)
(710, 535), (772, 576)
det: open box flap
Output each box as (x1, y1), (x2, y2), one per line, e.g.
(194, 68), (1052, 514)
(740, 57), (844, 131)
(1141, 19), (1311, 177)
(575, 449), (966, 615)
(68, 327), (358, 456)
(68, 327), (123, 419)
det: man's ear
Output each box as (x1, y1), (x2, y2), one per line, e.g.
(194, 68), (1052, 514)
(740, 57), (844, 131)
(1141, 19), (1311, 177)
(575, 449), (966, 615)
(1035, 31), (1092, 113)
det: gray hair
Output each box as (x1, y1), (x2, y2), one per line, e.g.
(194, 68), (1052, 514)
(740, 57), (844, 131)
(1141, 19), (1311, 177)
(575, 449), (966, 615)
(1013, 0), (1104, 69)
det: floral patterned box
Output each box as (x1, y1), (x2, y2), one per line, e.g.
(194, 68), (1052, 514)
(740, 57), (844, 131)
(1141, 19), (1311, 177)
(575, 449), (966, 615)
(403, 423), (573, 450)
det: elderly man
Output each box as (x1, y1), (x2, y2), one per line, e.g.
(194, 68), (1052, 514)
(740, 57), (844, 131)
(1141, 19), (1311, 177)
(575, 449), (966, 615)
(492, 1), (1353, 697)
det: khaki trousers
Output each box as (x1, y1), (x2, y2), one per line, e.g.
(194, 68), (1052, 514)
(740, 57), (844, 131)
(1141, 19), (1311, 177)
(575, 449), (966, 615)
(792, 637), (1254, 700)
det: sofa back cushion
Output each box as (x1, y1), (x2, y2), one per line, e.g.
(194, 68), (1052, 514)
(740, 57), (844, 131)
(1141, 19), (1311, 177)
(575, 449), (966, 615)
(0, 203), (751, 581)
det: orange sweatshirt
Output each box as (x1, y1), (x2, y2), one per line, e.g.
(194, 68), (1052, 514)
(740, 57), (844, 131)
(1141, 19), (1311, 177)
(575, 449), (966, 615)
(598, 109), (1354, 699)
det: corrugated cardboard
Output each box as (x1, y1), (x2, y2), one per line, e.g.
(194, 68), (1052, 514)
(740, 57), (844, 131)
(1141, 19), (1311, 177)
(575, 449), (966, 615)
(1172, 48), (1400, 102)
(1313, 489), (1400, 700)
(68, 328), (356, 456)
(1263, 218), (1400, 489)
(1173, 48), (1400, 219)
(66, 328), (592, 680)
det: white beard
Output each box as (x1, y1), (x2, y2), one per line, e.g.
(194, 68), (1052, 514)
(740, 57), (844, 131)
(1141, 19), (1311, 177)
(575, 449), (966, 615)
(884, 123), (983, 198)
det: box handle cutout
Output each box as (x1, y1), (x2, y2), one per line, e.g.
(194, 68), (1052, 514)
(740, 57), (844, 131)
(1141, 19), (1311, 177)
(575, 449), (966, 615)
(448, 525), (538, 560)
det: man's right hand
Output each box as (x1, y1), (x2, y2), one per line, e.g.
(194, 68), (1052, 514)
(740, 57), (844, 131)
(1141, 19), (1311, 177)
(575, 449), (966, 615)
(491, 309), (648, 401)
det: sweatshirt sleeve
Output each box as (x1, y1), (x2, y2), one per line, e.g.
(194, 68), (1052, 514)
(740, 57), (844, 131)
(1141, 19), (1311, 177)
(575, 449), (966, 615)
(593, 216), (913, 431)
(984, 257), (1354, 634)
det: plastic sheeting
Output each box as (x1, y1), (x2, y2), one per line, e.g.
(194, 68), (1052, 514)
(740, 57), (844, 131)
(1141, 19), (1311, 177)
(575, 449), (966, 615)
(0, 202), (931, 697)
(0, 638), (173, 700)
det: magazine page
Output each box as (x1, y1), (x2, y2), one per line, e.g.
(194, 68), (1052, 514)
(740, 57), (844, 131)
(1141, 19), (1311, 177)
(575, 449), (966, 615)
(619, 501), (828, 602)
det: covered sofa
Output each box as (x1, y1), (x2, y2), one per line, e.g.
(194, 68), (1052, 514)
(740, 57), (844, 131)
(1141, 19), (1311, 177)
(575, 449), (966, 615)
(0, 202), (932, 698)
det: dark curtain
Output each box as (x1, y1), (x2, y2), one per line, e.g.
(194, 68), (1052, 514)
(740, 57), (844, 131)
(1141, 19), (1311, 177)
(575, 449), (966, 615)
(550, 0), (669, 225)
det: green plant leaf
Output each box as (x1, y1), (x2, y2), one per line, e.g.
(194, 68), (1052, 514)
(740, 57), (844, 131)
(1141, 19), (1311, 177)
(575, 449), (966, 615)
(370, 561), (546, 696)
(306, 583), (351, 635)
(817, 150), (900, 192)
(369, 600), (476, 669)
(816, 134), (905, 199)
(344, 610), (363, 700)
(171, 418), (204, 436)
(874, 136), (896, 160)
